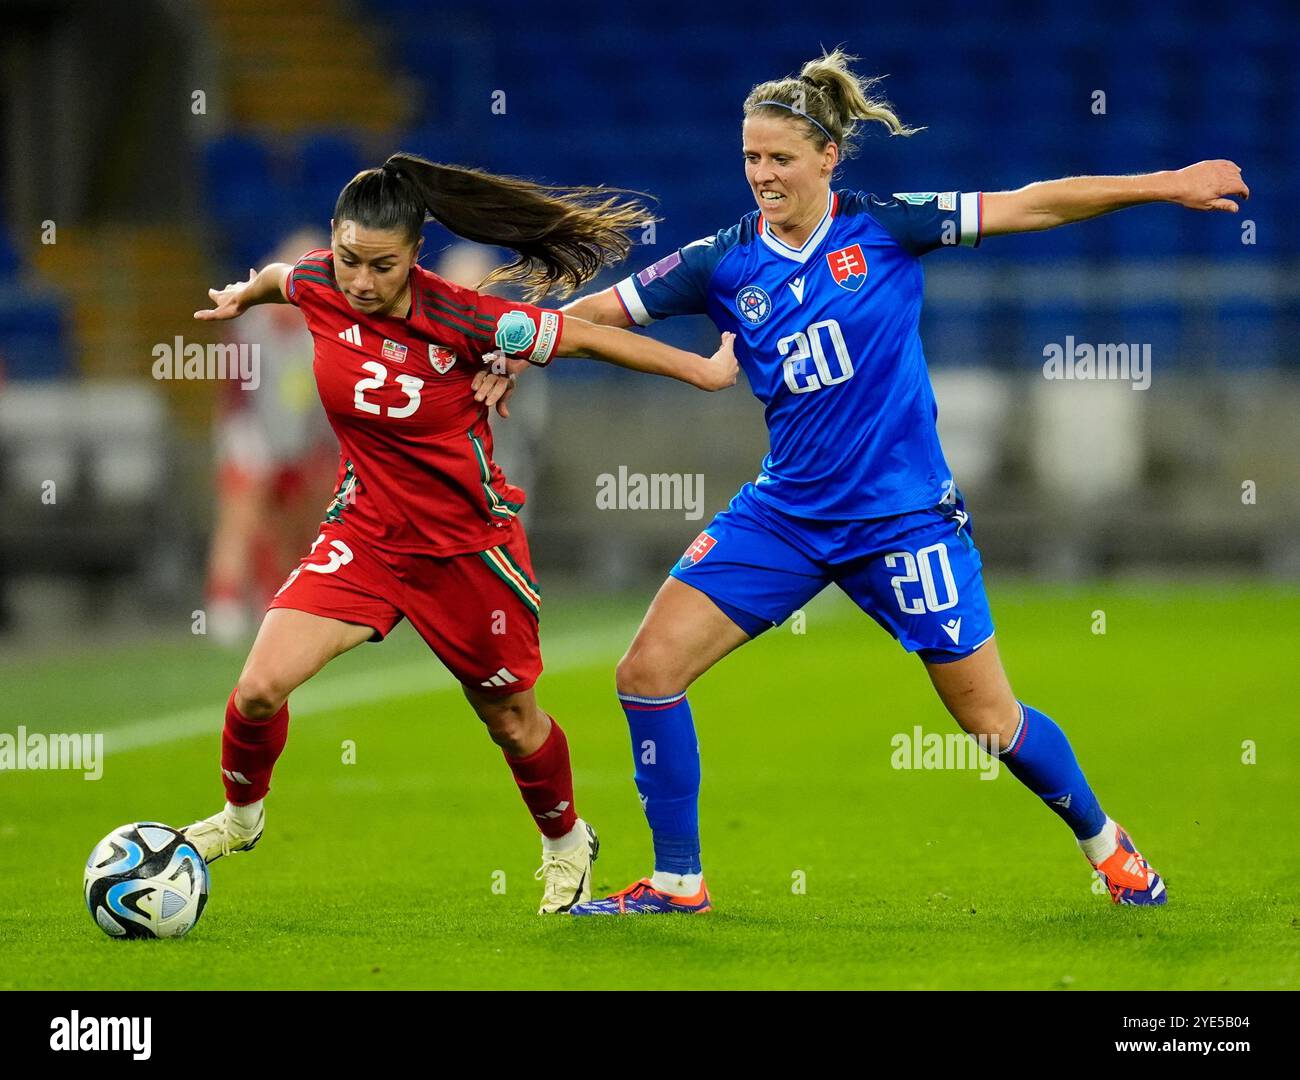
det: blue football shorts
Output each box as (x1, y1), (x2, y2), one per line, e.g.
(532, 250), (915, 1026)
(669, 482), (995, 663)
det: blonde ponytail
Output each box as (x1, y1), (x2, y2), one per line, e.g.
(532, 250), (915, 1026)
(744, 47), (923, 160)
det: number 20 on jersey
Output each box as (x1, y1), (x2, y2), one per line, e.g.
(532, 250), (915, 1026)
(779, 319), (855, 395)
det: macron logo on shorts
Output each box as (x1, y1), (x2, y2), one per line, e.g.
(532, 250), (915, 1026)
(678, 532), (716, 569)
(480, 667), (519, 689)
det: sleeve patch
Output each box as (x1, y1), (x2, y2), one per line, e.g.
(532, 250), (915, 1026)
(636, 250), (682, 286)
(493, 309), (538, 356)
(528, 310), (561, 365)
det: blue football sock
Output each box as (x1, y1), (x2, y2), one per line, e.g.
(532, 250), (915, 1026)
(618, 691), (702, 875)
(999, 702), (1107, 840)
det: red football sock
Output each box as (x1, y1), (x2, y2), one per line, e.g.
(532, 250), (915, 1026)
(206, 577), (243, 604)
(503, 715), (578, 839)
(220, 688), (289, 805)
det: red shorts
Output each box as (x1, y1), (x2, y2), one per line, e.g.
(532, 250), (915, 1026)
(268, 519), (543, 694)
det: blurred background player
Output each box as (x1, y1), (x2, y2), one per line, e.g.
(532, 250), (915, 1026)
(205, 227), (338, 645)
(436, 241), (549, 501)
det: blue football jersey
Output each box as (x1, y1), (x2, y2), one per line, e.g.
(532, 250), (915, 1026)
(613, 189), (983, 520)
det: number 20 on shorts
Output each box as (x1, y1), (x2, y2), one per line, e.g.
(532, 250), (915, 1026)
(885, 543), (958, 614)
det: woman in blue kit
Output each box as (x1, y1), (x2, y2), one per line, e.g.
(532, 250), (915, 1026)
(483, 49), (1247, 914)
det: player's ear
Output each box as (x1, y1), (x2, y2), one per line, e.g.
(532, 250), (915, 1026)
(823, 142), (839, 176)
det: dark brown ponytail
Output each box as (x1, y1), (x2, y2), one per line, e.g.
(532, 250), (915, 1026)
(333, 153), (654, 301)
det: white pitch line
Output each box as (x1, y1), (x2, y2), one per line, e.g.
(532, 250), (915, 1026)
(104, 625), (633, 756)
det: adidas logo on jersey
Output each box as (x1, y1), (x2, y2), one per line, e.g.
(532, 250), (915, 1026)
(480, 667), (519, 689)
(338, 324), (362, 346)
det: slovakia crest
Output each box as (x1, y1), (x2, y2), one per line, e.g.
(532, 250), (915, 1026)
(678, 532), (717, 569)
(826, 244), (868, 292)
(428, 345), (456, 374)
(736, 285), (772, 325)
(382, 338), (408, 364)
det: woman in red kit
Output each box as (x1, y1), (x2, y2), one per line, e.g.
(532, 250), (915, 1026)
(186, 153), (738, 913)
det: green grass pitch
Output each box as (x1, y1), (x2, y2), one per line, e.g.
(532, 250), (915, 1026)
(1, 584), (1296, 990)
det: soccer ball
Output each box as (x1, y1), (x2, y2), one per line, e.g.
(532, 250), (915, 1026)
(83, 822), (209, 939)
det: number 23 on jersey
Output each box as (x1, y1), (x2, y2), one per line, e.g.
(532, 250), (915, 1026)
(353, 360), (424, 419)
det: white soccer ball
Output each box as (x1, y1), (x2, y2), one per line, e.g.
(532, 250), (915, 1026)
(83, 822), (209, 939)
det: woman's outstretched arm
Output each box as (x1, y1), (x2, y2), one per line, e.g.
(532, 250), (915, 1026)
(556, 317), (737, 391)
(471, 315), (737, 416)
(194, 264), (293, 321)
(980, 159), (1249, 237)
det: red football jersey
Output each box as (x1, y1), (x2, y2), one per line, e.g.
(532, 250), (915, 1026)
(284, 249), (564, 556)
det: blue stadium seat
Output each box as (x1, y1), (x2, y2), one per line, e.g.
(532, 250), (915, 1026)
(1208, 301), (1281, 369)
(0, 288), (71, 379)
(203, 134), (273, 206)
(1019, 302), (1101, 372)
(920, 302), (1005, 368)
(202, 134), (296, 267)
(1101, 206), (1189, 258)
(0, 229), (18, 280)
(1112, 301), (1186, 371)
(296, 133), (365, 221)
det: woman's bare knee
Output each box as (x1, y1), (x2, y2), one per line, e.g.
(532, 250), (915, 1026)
(233, 610), (374, 719)
(924, 638), (1020, 745)
(464, 687), (546, 756)
(233, 670), (287, 719)
(613, 577), (752, 699)
(615, 642), (688, 698)
(945, 699), (1020, 744)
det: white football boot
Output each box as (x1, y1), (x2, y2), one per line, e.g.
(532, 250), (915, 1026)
(181, 804), (265, 864)
(534, 819), (599, 914)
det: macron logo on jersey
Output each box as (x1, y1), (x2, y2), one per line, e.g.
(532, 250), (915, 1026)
(789, 276), (806, 304)
(339, 324), (362, 346)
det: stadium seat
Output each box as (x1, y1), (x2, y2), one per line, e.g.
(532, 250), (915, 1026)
(1208, 301), (1281, 369)
(0, 286), (71, 379)
(1113, 301), (1186, 372)
(295, 133), (365, 221)
(0, 229), (19, 280)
